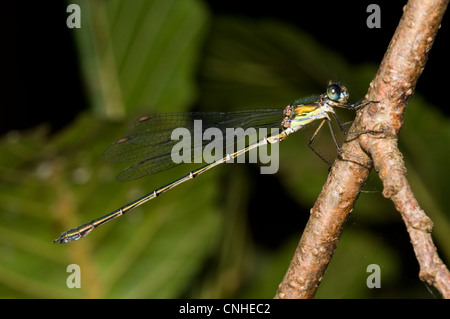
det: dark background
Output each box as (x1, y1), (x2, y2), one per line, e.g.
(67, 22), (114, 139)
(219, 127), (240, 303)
(3, 1), (449, 134)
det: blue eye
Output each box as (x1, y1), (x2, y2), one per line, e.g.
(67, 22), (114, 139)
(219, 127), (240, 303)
(327, 84), (341, 101)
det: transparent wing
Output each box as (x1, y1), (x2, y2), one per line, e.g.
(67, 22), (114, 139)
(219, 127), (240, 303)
(103, 109), (284, 182)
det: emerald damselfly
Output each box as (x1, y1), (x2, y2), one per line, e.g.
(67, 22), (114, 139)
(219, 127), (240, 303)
(53, 82), (373, 244)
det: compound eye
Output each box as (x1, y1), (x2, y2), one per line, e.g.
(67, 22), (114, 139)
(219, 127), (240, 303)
(327, 83), (341, 101)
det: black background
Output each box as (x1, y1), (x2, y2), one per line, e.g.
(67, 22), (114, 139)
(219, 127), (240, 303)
(3, 1), (449, 134)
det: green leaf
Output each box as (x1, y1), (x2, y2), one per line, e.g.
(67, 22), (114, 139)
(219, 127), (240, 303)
(75, 0), (208, 118)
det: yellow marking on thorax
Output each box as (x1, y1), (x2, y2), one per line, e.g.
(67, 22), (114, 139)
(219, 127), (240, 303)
(294, 105), (318, 115)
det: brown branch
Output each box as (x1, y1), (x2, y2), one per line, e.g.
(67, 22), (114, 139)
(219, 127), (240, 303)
(276, 0), (450, 299)
(361, 0), (450, 298)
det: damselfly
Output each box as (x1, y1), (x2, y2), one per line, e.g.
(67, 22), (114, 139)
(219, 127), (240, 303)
(54, 82), (373, 244)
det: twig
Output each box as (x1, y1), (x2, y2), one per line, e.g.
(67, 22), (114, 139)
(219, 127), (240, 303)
(276, 0), (449, 299)
(361, 0), (450, 298)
